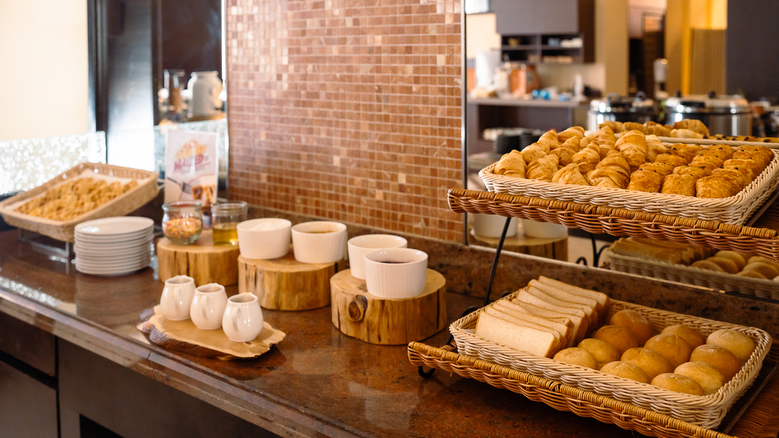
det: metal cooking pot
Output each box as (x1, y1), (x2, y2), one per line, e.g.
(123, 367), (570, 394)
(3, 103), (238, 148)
(587, 92), (660, 131)
(665, 93), (751, 136)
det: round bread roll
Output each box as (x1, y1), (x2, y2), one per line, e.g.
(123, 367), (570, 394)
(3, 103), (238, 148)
(738, 270), (767, 279)
(661, 325), (704, 350)
(651, 373), (705, 396)
(707, 329), (755, 364)
(553, 347), (598, 369)
(715, 251), (746, 270)
(600, 361), (649, 383)
(741, 262), (779, 279)
(621, 347), (672, 381)
(748, 256), (779, 270)
(690, 344), (741, 381)
(705, 257), (739, 274)
(593, 325), (639, 355)
(675, 361), (724, 395)
(691, 260), (724, 272)
(610, 309), (654, 345)
(578, 338), (621, 369)
(644, 334), (692, 369)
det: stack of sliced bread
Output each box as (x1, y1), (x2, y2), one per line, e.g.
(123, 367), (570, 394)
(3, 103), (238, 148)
(474, 277), (610, 358)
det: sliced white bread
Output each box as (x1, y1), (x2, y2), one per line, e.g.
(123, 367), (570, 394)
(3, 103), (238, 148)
(526, 286), (596, 329)
(484, 307), (565, 347)
(493, 300), (574, 347)
(528, 280), (599, 324)
(513, 291), (589, 344)
(537, 276), (611, 323)
(474, 311), (560, 358)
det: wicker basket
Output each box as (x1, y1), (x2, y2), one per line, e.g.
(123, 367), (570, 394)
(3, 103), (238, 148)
(608, 250), (779, 301)
(449, 294), (772, 429)
(479, 147), (779, 225)
(0, 163), (159, 242)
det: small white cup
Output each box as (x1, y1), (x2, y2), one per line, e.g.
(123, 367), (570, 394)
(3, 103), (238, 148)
(237, 218), (292, 260)
(347, 234), (408, 280)
(160, 275), (196, 321)
(291, 221), (347, 264)
(364, 248), (428, 299)
(222, 293), (264, 343)
(190, 283), (228, 330)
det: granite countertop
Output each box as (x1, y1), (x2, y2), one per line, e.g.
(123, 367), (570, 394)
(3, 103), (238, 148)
(0, 230), (638, 438)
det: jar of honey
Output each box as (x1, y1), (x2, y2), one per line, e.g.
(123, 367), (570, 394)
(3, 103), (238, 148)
(211, 201), (248, 245)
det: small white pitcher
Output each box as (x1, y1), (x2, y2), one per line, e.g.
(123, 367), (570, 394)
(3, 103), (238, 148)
(190, 283), (228, 330)
(159, 275), (196, 321)
(222, 293), (264, 343)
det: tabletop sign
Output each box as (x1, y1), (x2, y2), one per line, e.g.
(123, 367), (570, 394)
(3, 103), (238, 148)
(164, 130), (218, 206)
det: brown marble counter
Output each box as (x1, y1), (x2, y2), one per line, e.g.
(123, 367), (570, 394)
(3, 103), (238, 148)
(1, 229), (777, 438)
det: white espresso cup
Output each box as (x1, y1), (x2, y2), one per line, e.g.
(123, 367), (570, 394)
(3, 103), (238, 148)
(364, 248), (428, 299)
(347, 234), (408, 280)
(159, 275), (196, 321)
(237, 218), (292, 260)
(291, 221), (347, 264)
(190, 283), (228, 330)
(222, 293), (264, 343)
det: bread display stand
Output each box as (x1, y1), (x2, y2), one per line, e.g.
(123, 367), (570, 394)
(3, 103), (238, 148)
(330, 269), (446, 345)
(157, 230), (239, 286)
(238, 248), (342, 311)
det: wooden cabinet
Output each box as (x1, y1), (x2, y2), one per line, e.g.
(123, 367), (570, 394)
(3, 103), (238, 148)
(0, 357), (58, 438)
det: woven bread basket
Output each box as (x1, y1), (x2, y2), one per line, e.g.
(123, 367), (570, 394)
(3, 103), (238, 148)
(479, 146), (779, 225)
(0, 162), (159, 242)
(450, 294), (772, 429)
(608, 250), (779, 301)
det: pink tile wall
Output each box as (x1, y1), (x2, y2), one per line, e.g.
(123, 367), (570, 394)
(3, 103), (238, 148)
(225, 0), (463, 241)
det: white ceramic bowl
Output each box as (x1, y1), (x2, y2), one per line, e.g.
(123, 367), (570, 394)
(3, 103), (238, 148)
(347, 234), (408, 280)
(291, 221), (347, 264)
(237, 218), (292, 260)
(364, 248), (428, 298)
(521, 219), (568, 239)
(471, 213), (518, 238)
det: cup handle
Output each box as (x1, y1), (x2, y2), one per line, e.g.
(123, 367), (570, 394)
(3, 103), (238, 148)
(202, 295), (210, 322)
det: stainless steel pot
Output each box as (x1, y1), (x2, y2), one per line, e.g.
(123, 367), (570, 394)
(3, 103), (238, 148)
(665, 94), (752, 136)
(587, 92), (660, 131)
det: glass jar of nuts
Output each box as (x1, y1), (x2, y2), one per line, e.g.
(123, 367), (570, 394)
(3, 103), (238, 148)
(162, 201), (203, 245)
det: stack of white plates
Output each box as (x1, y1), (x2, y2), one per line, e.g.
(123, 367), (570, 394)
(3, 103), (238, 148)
(74, 217), (155, 276)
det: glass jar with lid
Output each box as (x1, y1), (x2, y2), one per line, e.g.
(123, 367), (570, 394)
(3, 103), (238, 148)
(162, 201), (203, 245)
(212, 201), (248, 245)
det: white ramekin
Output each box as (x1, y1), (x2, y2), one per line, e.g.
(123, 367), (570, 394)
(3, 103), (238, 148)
(471, 213), (518, 238)
(237, 218), (292, 260)
(291, 221), (347, 264)
(347, 234), (408, 280)
(364, 248), (428, 298)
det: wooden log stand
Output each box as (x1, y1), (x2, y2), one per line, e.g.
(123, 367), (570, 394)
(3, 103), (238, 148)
(330, 269), (447, 345)
(157, 230), (239, 286)
(238, 249), (339, 311)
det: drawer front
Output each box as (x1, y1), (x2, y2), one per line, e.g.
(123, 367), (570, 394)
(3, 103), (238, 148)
(0, 359), (58, 438)
(0, 311), (57, 376)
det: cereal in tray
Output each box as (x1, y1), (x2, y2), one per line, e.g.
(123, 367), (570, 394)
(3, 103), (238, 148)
(15, 177), (138, 221)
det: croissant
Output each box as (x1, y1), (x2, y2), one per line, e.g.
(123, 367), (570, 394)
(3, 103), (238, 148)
(550, 137), (580, 166)
(645, 134), (667, 162)
(668, 144), (703, 162)
(521, 141), (550, 164)
(639, 162), (674, 176)
(623, 122), (647, 134)
(526, 154), (559, 181)
(494, 150), (526, 178)
(696, 176), (737, 198)
(538, 130), (561, 150)
(655, 153), (689, 167)
(627, 169), (664, 192)
(644, 121), (672, 137)
(661, 174), (697, 196)
(579, 133), (596, 151)
(596, 127), (618, 158)
(616, 130), (648, 172)
(587, 151), (630, 188)
(599, 121), (623, 133)
(571, 142), (601, 173)
(673, 119), (710, 137)
(670, 128), (704, 139)
(552, 163), (590, 185)
(558, 126), (585, 143)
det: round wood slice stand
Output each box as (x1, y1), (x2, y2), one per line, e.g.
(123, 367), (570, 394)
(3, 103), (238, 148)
(330, 269), (447, 345)
(238, 249), (338, 311)
(157, 230), (239, 286)
(468, 228), (568, 261)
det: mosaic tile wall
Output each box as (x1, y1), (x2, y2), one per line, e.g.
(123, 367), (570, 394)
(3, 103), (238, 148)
(225, 0), (463, 241)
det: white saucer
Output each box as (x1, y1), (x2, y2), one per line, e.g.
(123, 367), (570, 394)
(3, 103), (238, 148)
(75, 217), (154, 236)
(74, 240), (152, 254)
(75, 258), (150, 272)
(75, 229), (153, 242)
(75, 253), (151, 265)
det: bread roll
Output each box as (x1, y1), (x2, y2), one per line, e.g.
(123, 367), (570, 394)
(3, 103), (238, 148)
(644, 334), (692, 369)
(714, 251), (747, 270)
(600, 361), (649, 383)
(675, 362), (725, 395)
(621, 347), (673, 381)
(741, 262), (779, 279)
(655, 153), (689, 167)
(661, 325), (704, 350)
(690, 344), (741, 381)
(651, 373), (705, 396)
(691, 260), (725, 272)
(578, 338), (620, 369)
(593, 325), (639, 355)
(737, 270), (767, 279)
(747, 256), (779, 270)
(705, 257), (739, 274)
(707, 329), (755, 365)
(660, 174), (697, 196)
(554, 347), (598, 369)
(610, 309), (654, 345)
